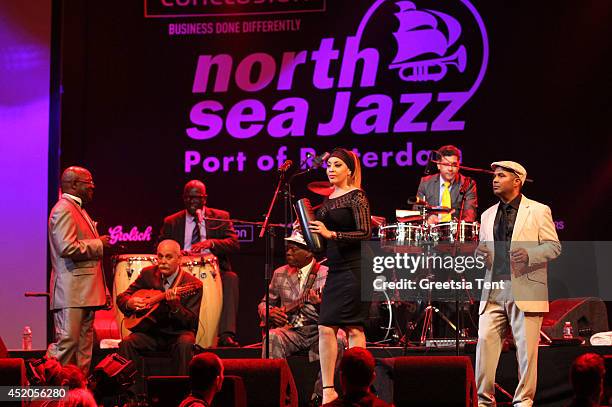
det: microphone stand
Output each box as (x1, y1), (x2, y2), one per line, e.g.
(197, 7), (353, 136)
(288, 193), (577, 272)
(259, 169), (290, 358)
(258, 156), (324, 357)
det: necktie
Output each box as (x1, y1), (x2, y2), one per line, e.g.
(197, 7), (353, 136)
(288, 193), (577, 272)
(161, 277), (168, 292)
(297, 269), (305, 290)
(493, 204), (511, 276)
(505, 205), (516, 240)
(191, 219), (201, 247)
(441, 181), (452, 222)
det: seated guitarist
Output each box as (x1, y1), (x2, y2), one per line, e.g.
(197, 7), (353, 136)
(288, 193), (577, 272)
(258, 229), (346, 404)
(116, 239), (203, 394)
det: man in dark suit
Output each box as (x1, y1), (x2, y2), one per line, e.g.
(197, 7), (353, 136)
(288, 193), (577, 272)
(159, 179), (241, 347)
(416, 144), (478, 223)
(117, 239), (203, 393)
(47, 166), (112, 373)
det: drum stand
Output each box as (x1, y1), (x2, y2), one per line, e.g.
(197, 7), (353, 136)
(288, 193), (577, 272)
(418, 280), (457, 345)
(401, 205), (472, 349)
(397, 243), (458, 349)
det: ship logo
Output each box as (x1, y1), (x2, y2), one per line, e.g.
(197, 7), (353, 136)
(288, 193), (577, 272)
(389, 1), (467, 82)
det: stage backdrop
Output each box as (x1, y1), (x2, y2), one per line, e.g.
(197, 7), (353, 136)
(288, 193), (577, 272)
(55, 0), (612, 344)
(0, 1), (51, 349)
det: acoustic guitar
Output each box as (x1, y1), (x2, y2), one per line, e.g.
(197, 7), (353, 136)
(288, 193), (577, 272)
(262, 287), (322, 330)
(124, 282), (201, 333)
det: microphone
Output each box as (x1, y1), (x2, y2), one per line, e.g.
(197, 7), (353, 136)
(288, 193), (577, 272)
(278, 160), (293, 173)
(423, 150), (438, 175)
(195, 208), (204, 224)
(311, 152), (330, 169)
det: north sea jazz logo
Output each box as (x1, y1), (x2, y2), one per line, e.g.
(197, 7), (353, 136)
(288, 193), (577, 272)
(186, 0), (489, 139)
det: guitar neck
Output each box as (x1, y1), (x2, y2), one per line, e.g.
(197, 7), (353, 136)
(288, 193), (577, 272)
(284, 287), (321, 314)
(140, 284), (198, 306)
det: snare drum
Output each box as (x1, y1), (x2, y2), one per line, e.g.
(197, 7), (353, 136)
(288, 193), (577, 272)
(429, 221), (480, 242)
(378, 223), (425, 253)
(112, 254), (157, 339)
(182, 254), (223, 349)
(429, 221), (480, 253)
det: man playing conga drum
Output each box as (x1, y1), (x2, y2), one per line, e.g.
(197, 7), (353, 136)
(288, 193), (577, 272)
(159, 180), (241, 347)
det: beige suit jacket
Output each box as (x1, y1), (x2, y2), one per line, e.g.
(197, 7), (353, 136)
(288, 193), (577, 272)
(49, 195), (106, 309)
(478, 195), (561, 314)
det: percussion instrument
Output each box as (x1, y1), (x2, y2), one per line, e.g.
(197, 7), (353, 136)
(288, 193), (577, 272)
(378, 223), (425, 253)
(429, 221), (480, 253)
(295, 198), (325, 252)
(181, 254), (223, 348)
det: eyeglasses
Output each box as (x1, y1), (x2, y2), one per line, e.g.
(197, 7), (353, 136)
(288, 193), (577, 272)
(75, 180), (94, 186)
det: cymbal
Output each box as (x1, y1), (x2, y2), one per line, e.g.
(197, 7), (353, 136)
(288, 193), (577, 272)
(307, 181), (334, 196)
(396, 209), (420, 219)
(427, 206), (454, 214)
(407, 196), (430, 206)
(397, 216), (423, 223)
(371, 215), (386, 227)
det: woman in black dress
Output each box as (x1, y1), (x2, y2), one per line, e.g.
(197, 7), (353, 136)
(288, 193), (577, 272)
(309, 148), (371, 403)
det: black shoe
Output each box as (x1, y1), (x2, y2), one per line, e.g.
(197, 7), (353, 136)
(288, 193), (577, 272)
(309, 395), (322, 407)
(218, 335), (240, 347)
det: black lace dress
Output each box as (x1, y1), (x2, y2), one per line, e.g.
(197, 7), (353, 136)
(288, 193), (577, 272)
(316, 189), (371, 326)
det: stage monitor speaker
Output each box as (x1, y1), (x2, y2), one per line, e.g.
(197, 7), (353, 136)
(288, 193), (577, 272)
(147, 375), (246, 407)
(392, 356), (477, 407)
(542, 297), (609, 339)
(0, 336), (7, 358)
(90, 353), (136, 399)
(604, 355), (612, 404)
(223, 358), (298, 407)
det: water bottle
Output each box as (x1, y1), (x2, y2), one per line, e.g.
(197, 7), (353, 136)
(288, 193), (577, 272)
(562, 321), (574, 339)
(22, 326), (32, 350)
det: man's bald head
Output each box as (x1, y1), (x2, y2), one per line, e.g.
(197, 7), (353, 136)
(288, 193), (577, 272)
(61, 166), (95, 203)
(158, 239), (181, 254)
(183, 180), (207, 216)
(184, 180), (206, 196)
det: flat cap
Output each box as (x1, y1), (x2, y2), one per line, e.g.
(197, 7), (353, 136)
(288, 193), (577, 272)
(491, 161), (527, 184)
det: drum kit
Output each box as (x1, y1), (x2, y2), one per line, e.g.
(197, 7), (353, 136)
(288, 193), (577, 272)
(378, 207), (480, 254)
(111, 253), (223, 348)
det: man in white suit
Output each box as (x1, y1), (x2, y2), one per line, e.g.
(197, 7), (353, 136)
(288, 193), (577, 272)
(47, 166), (111, 373)
(475, 161), (561, 407)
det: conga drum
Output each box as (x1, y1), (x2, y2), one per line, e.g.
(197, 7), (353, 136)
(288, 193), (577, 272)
(112, 254), (157, 339)
(93, 308), (120, 342)
(181, 254), (223, 348)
